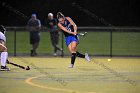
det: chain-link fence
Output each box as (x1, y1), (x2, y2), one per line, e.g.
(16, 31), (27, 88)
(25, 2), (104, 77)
(6, 27), (140, 57)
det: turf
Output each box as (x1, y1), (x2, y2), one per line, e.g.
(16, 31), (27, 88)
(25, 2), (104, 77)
(0, 57), (140, 93)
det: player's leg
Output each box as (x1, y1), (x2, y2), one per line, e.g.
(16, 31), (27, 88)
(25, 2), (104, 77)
(31, 32), (40, 56)
(68, 41), (78, 68)
(55, 32), (62, 51)
(73, 35), (90, 61)
(50, 32), (57, 56)
(0, 43), (10, 71)
(53, 32), (62, 53)
(74, 34), (90, 61)
(33, 42), (39, 55)
(76, 51), (85, 58)
(30, 32), (34, 56)
(76, 51), (90, 62)
(31, 42), (37, 56)
(34, 32), (40, 55)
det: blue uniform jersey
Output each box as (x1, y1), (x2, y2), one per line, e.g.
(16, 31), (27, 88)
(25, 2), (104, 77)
(60, 17), (79, 46)
(61, 18), (74, 37)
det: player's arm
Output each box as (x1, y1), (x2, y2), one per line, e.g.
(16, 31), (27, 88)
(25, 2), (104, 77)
(58, 23), (76, 35)
(26, 20), (30, 30)
(0, 40), (7, 52)
(66, 17), (77, 34)
(36, 20), (41, 30)
(26, 20), (34, 31)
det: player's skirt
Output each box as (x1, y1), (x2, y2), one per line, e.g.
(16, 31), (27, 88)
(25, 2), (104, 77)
(65, 35), (79, 46)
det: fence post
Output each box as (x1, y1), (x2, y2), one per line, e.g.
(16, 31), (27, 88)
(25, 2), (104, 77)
(110, 30), (112, 58)
(14, 29), (16, 56)
(61, 32), (64, 57)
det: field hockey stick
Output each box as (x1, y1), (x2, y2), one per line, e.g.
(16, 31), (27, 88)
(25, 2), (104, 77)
(7, 60), (30, 70)
(78, 32), (87, 36)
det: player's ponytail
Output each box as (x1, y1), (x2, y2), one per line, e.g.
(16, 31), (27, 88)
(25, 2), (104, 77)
(57, 12), (65, 19)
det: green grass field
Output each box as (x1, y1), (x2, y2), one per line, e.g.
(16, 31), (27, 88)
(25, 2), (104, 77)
(0, 57), (140, 93)
(6, 30), (140, 56)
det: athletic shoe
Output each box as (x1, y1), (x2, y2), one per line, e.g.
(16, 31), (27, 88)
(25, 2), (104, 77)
(68, 64), (74, 68)
(31, 50), (37, 56)
(0, 66), (10, 71)
(60, 48), (63, 51)
(53, 53), (57, 56)
(85, 53), (91, 62)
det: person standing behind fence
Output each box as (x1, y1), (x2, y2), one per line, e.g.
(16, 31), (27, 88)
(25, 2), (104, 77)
(46, 13), (62, 56)
(27, 13), (41, 56)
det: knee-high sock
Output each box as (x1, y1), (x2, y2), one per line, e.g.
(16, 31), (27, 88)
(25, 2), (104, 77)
(76, 51), (85, 58)
(71, 53), (76, 64)
(1, 52), (8, 66)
